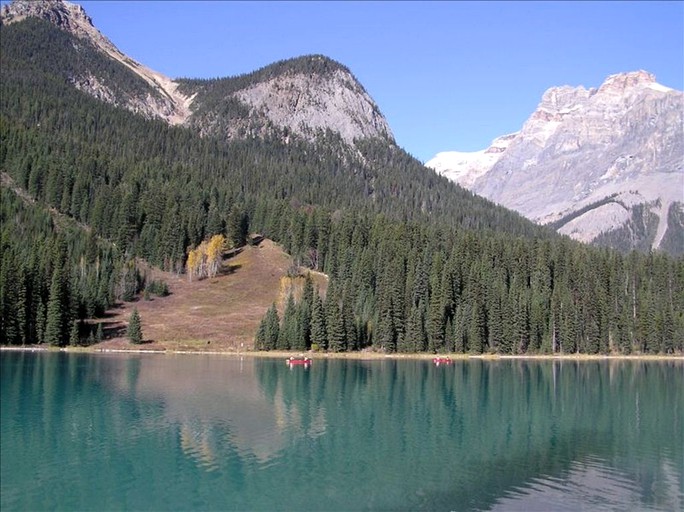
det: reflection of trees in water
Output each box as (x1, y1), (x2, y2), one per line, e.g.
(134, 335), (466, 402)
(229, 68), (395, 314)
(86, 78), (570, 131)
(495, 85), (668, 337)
(255, 358), (683, 511)
(3, 353), (681, 511)
(179, 421), (220, 472)
(255, 358), (334, 443)
(124, 357), (141, 393)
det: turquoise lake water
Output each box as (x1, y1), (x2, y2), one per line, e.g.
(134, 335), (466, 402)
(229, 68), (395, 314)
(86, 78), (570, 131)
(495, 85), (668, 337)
(1, 352), (682, 511)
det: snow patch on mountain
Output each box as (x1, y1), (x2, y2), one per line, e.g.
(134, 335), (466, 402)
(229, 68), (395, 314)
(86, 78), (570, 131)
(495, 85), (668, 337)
(425, 132), (517, 188)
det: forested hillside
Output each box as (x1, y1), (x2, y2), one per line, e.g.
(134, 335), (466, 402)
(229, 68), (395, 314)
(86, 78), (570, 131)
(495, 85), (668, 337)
(1, 16), (682, 353)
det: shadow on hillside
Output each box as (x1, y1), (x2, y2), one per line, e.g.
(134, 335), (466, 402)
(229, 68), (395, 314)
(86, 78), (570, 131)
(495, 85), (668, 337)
(84, 321), (156, 346)
(223, 246), (244, 260)
(220, 263), (242, 276)
(100, 303), (126, 318)
(101, 321), (126, 340)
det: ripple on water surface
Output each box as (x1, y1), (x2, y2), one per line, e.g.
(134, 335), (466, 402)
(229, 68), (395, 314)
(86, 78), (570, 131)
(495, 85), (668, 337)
(492, 454), (683, 511)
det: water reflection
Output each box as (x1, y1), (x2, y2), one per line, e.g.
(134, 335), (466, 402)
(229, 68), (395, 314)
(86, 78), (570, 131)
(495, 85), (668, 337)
(119, 357), (682, 510)
(97, 355), (330, 467)
(1, 353), (682, 511)
(492, 454), (683, 511)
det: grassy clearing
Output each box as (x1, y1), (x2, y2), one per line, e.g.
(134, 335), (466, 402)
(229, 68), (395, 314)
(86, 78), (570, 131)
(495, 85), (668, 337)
(94, 239), (295, 351)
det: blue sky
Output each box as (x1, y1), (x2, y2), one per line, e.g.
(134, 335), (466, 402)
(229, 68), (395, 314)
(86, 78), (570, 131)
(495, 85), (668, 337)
(52, 2), (684, 161)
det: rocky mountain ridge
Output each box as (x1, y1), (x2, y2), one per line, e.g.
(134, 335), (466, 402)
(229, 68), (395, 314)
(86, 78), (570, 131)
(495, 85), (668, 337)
(426, 71), (684, 254)
(1, 0), (194, 124)
(0, 0), (392, 146)
(175, 55), (393, 145)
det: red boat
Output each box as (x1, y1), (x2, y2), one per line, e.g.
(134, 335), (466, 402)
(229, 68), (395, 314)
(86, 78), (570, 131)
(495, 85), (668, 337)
(286, 357), (312, 367)
(433, 357), (452, 366)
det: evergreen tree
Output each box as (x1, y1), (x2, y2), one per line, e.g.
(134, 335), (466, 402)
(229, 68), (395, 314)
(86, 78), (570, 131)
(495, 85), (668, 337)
(326, 301), (346, 352)
(293, 275), (314, 350)
(427, 253), (445, 353)
(404, 302), (425, 353)
(69, 319), (80, 346)
(292, 305), (310, 351)
(227, 204), (248, 248)
(44, 267), (66, 346)
(427, 294), (444, 353)
(0, 256), (25, 344)
(324, 280), (346, 352)
(277, 294), (297, 350)
(205, 202), (224, 237)
(255, 303), (280, 351)
(127, 307), (143, 344)
(342, 292), (358, 351)
(375, 307), (396, 353)
(487, 282), (505, 353)
(468, 300), (487, 354)
(444, 317), (455, 353)
(35, 297), (46, 345)
(310, 292), (327, 350)
(453, 306), (466, 353)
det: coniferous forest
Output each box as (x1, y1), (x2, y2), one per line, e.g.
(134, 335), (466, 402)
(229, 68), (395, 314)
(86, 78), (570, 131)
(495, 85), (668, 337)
(1, 18), (683, 353)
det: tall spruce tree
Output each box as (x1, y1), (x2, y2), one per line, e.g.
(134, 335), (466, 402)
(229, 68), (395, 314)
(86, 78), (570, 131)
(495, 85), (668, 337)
(127, 307), (143, 344)
(255, 303), (280, 350)
(326, 301), (346, 352)
(44, 266), (66, 346)
(277, 294), (297, 350)
(69, 319), (80, 346)
(310, 292), (327, 350)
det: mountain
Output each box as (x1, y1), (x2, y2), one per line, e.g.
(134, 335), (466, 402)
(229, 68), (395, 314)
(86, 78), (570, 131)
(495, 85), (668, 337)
(0, 0), (192, 124)
(0, 0), (392, 148)
(2, 0), (682, 355)
(0, 0), (543, 239)
(426, 71), (684, 255)
(176, 55), (393, 145)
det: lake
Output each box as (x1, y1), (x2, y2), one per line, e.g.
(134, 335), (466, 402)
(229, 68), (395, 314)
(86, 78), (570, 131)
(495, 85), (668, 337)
(1, 352), (682, 511)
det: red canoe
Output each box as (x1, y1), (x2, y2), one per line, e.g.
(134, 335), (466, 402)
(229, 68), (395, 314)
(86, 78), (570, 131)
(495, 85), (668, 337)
(286, 357), (312, 367)
(433, 357), (452, 365)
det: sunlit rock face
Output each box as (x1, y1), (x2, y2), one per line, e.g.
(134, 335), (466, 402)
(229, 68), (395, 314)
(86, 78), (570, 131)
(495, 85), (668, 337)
(427, 71), (684, 254)
(234, 64), (393, 145)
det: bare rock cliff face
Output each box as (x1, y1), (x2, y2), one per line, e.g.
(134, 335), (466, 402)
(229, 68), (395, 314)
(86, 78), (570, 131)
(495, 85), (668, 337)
(180, 56), (394, 147)
(234, 66), (392, 145)
(427, 71), (684, 254)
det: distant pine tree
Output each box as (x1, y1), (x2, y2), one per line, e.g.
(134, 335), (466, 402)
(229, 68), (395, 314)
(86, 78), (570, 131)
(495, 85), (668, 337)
(310, 292), (327, 350)
(69, 319), (80, 346)
(44, 267), (66, 347)
(278, 294), (298, 351)
(127, 307), (143, 344)
(255, 303), (280, 350)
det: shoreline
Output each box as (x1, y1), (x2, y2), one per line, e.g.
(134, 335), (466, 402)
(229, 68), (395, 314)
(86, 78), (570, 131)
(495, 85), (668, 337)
(1, 345), (682, 361)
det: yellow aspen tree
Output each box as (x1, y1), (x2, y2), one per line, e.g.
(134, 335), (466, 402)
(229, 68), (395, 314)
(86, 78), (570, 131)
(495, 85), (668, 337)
(187, 235), (226, 281)
(186, 247), (199, 281)
(197, 240), (208, 279)
(206, 234), (226, 278)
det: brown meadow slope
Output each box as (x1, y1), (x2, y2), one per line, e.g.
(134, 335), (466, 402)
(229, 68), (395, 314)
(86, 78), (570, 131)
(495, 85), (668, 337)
(94, 239), (327, 352)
